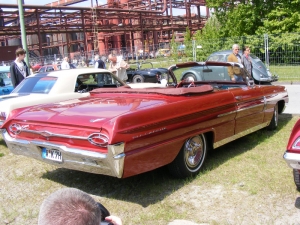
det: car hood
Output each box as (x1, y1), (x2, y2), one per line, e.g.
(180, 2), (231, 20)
(13, 96), (167, 129)
(251, 58), (268, 75)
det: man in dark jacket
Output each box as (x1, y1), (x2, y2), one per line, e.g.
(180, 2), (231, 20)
(94, 54), (106, 69)
(10, 48), (30, 88)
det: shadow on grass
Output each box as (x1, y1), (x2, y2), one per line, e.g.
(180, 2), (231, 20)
(41, 114), (294, 207)
(0, 137), (7, 147)
(203, 113), (294, 171)
(42, 166), (183, 207)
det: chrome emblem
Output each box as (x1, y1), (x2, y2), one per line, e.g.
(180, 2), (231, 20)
(40, 131), (53, 138)
(90, 118), (105, 123)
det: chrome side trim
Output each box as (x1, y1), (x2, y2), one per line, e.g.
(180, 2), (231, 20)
(217, 110), (236, 118)
(1, 129), (125, 178)
(213, 122), (269, 148)
(236, 103), (264, 112)
(283, 152), (300, 170)
(16, 129), (87, 140)
(217, 102), (264, 118)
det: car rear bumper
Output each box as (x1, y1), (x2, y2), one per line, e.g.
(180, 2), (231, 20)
(258, 75), (279, 82)
(1, 129), (125, 178)
(283, 151), (300, 170)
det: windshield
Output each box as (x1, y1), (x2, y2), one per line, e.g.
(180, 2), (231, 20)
(12, 76), (57, 94)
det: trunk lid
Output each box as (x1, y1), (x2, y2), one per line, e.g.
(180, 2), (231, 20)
(14, 95), (167, 128)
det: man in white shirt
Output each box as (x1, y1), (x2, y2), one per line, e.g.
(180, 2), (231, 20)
(10, 47), (30, 88)
(61, 57), (70, 70)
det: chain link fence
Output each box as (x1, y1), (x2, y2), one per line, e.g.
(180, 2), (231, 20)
(2, 33), (300, 80)
(170, 33), (300, 80)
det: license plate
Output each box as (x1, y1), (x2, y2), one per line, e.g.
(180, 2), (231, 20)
(42, 147), (62, 162)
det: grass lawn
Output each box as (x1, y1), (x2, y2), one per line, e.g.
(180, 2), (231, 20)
(1, 114), (300, 224)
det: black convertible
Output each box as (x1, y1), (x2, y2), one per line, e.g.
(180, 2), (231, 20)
(126, 62), (168, 83)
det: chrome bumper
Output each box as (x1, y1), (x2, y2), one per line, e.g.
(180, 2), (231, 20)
(1, 129), (125, 178)
(283, 152), (300, 170)
(258, 75), (278, 82)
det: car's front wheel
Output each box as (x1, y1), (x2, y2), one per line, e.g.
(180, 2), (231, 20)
(168, 134), (207, 178)
(183, 73), (197, 82)
(293, 169), (300, 191)
(132, 74), (144, 83)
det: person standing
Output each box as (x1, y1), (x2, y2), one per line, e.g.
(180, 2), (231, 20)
(61, 57), (70, 70)
(227, 44), (243, 82)
(94, 54), (106, 69)
(10, 47), (30, 88)
(241, 46), (253, 78)
(108, 53), (129, 82)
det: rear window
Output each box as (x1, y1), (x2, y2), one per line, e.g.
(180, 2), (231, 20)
(207, 54), (227, 62)
(12, 76), (57, 94)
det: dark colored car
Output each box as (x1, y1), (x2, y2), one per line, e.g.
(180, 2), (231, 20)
(283, 119), (300, 190)
(206, 50), (278, 84)
(126, 61), (168, 83)
(0, 66), (13, 96)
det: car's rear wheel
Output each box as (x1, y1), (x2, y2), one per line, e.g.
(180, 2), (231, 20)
(168, 134), (207, 178)
(132, 75), (144, 83)
(183, 73), (197, 82)
(293, 169), (300, 191)
(267, 103), (278, 130)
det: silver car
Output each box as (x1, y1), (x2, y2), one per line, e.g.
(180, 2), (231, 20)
(206, 50), (278, 84)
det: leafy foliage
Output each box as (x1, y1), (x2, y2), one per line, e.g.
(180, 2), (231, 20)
(179, 1), (300, 64)
(205, 0), (300, 36)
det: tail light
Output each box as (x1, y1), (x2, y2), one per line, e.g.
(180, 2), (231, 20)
(88, 133), (109, 147)
(292, 137), (300, 150)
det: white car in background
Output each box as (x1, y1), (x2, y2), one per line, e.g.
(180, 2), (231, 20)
(0, 68), (125, 127)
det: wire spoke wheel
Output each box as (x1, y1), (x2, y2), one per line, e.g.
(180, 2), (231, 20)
(168, 134), (207, 178)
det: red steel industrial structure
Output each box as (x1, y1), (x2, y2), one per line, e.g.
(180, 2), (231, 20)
(0, 0), (208, 61)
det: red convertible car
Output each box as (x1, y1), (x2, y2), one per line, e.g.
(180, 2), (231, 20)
(1, 61), (289, 178)
(283, 119), (300, 189)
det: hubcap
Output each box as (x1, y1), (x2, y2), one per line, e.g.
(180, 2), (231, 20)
(184, 135), (204, 169)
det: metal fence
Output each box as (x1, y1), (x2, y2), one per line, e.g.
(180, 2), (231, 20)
(2, 33), (300, 80)
(178, 33), (300, 80)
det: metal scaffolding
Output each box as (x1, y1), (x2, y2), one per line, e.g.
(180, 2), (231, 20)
(0, 0), (209, 58)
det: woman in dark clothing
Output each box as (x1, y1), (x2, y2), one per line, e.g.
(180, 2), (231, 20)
(10, 48), (30, 88)
(241, 46), (253, 78)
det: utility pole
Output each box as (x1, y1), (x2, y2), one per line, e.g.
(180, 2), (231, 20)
(17, 0), (29, 66)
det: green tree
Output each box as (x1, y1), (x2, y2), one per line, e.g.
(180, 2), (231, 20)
(193, 15), (223, 60)
(205, 0), (300, 36)
(183, 27), (193, 61)
(256, 2), (300, 34)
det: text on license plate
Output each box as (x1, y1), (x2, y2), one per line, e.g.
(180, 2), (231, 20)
(42, 148), (62, 162)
